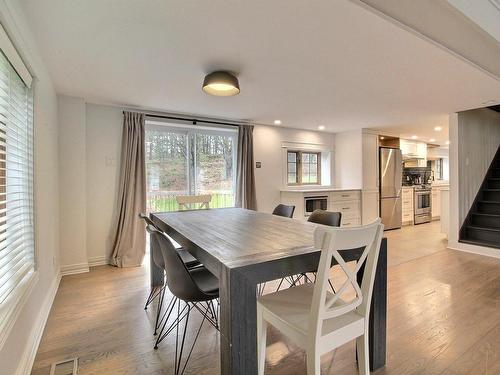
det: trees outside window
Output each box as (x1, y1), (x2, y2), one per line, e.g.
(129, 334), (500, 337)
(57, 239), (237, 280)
(287, 151), (321, 185)
(145, 124), (237, 211)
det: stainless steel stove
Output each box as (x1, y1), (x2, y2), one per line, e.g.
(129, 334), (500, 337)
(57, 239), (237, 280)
(413, 185), (432, 224)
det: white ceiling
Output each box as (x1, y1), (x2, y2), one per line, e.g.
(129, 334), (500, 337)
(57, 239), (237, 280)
(19, 0), (500, 141)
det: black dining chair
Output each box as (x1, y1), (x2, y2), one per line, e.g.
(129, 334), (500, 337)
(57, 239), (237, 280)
(139, 213), (201, 335)
(307, 209), (342, 227)
(272, 204), (295, 218)
(148, 225), (219, 375)
(275, 209), (343, 291)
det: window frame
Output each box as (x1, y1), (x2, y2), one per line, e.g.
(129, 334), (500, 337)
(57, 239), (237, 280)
(145, 121), (238, 211)
(287, 150), (321, 186)
(0, 25), (36, 349)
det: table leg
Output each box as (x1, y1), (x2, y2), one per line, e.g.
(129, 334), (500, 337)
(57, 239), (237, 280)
(219, 267), (257, 375)
(368, 238), (387, 370)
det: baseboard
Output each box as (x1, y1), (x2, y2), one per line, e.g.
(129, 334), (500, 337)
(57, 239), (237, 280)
(15, 273), (61, 375)
(448, 241), (500, 259)
(60, 262), (89, 276)
(88, 255), (108, 267)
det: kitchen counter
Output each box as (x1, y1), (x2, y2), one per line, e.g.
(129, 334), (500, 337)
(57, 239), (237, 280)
(280, 187), (360, 193)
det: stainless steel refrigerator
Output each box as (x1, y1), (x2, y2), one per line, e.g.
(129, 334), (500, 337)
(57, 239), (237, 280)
(379, 147), (402, 230)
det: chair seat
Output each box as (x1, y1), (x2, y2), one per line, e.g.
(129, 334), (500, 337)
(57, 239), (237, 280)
(177, 248), (201, 268)
(189, 266), (219, 296)
(258, 283), (364, 349)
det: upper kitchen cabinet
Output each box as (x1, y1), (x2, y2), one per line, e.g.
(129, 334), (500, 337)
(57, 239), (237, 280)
(400, 139), (427, 167)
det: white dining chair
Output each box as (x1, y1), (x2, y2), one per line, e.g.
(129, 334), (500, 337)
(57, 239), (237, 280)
(176, 194), (212, 210)
(257, 219), (384, 374)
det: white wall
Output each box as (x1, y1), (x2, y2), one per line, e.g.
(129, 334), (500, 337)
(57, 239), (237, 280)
(56, 106), (336, 267)
(253, 125), (335, 213)
(0, 1), (60, 374)
(85, 104), (122, 264)
(58, 95), (88, 273)
(334, 129), (363, 189)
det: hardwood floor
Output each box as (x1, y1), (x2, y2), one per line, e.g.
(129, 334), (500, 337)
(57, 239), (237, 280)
(31, 221), (500, 374)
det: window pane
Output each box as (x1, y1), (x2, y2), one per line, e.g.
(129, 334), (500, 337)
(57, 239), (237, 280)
(288, 162), (296, 173)
(195, 133), (235, 208)
(288, 173), (297, 184)
(287, 152), (296, 162)
(302, 153), (310, 163)
(311, 153), (317, 163)
(145, 130), (189, 212)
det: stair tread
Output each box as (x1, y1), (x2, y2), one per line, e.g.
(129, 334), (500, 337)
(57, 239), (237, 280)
(459, 238), (500, 250)
(483, 189), (500, 192)
(471, 212), (500, 217)
(478, 200), (500, 204)
(466, 225), (500, 232)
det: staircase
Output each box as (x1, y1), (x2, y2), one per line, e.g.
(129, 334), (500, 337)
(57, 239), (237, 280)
(460, 146), (500, 248)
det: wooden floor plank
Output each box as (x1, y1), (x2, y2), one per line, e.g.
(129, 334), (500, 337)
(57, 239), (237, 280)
(31, 221), (500, 374)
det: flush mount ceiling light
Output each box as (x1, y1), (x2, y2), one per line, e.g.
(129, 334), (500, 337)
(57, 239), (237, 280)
(434, 126), (442, 131)
(411, 135), (418, 139)
(274, 120), (282, 125)
(429, 138), (436, 142)
(318, 125), (325, 130)
(445, 140), (451, 145)
(202, 71), (240, 96)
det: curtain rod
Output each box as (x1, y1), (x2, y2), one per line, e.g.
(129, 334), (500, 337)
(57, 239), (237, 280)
(123, 111), (241, 128)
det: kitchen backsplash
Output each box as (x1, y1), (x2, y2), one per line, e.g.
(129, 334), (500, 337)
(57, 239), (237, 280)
(403, 167), (432, 186)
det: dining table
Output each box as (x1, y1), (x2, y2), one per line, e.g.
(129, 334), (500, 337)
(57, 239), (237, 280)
(150, 207), (387, 375)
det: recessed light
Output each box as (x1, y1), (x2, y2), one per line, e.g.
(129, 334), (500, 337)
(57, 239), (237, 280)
(318, 125), (325, 131)
(434, 126), (442, 131)
(380, 136), (385, 140)
(429, 138), (436, 142)
(445, 140), (450, 145)
(411, 135), (418, 139)
(274, 120), (282, 125)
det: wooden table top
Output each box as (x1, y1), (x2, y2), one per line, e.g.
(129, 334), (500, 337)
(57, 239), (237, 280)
(152, 208), (319, 269)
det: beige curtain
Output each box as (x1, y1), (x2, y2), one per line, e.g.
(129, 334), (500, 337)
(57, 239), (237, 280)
(236, 125), (257, 210)
(111, 111), (146, 267)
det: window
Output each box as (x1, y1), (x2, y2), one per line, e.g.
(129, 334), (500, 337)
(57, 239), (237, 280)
(435, 158), (443, 180)
(287, 151), (321, 185)
(145, 122), (237, 211)
(0, 50), (35, 324)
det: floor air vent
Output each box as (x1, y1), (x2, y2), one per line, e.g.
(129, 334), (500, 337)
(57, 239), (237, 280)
(50, 358), (78, 375)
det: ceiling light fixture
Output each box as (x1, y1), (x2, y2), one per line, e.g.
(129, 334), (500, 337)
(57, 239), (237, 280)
(202, 71), (240, 96)
(434, 126), (442, 131)
(380, 136), (385, 140)
(429, 138), (436, 142)
(445, 140), (450, 145)
(318, 125), (325, 130)
(274, 120), (282, 125)
(411, 135), (418, 139)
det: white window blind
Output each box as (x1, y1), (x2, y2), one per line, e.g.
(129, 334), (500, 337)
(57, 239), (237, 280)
(0, 48), (34, 307)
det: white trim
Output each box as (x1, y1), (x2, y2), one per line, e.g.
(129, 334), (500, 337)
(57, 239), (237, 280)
(88, 255), (108, 267)
(447, 241), (500, 259)
(0, 22), (32, 87)
(60, 263), (89, 276)
(0, 271), (38, 350)
(281, 140), (331, 152)
(15, 273), (61, 375)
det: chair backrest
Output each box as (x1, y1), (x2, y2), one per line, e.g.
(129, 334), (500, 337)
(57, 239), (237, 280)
(272, 204), (295, 218)
(146, 225), (208, 302)
(139, 213), (164, 269)
(309, 219), (384, 338)
(176, 194), (212, 210)
(308, 209), (342, 227)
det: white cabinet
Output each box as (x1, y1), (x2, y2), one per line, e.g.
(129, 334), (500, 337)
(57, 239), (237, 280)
(401, 139), (427, 167)
(432, 187), (441, 219)
(401, 187), (414, 225)
(280, 189), (361, 226)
